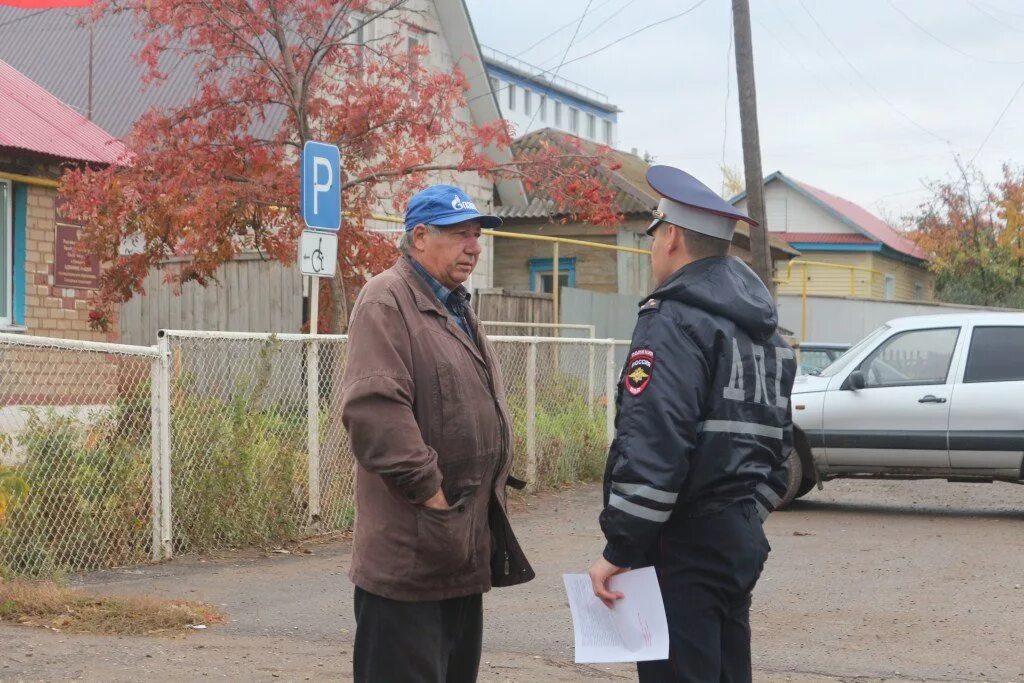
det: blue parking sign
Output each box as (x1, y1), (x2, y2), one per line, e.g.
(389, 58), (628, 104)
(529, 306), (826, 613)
(301, 141), (341, 231)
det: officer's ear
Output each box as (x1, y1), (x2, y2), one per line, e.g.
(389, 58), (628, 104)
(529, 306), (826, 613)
(665, 224), (683, 255)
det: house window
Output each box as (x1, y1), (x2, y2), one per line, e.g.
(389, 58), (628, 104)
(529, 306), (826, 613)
(523, 89), (532, 116)
(489, 77), (499, 95)
(587, 113), (596, 139)
(554, 101), (563, 127)
(353, 13), (372, 67)
(507, 84), (516, 111)
(539, 95), (547, 122)
(884, 274), (896, 300)
(529, 257), (576, 294)
(913, 282), (925, 301)
(569, 107), (579, 134)
(0, 180), (10, 325)
(407, 34), (424, 77)
(603, 120), (612, 144)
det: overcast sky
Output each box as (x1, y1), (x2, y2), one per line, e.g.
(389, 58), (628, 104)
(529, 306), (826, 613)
(464, 0), (1024, 225)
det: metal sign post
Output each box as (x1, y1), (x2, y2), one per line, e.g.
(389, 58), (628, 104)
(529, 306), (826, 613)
(299, 140), (342, 526)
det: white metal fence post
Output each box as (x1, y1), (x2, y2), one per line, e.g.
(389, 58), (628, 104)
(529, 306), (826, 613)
(587, 344), (596, 417)
(157, 332), (173, 560)
(149, 352), (162, 562)
(605, 341), (616, 449)
(526, 340), (538, 492)
(307, 287), (322, 524)
(306, 362), (322, 523)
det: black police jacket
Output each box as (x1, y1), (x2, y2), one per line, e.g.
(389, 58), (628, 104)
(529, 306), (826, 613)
(600, 255), (797, 569)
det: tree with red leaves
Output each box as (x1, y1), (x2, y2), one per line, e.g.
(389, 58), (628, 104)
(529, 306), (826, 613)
(910, 160), (1024, 308)
(60, 0), (621, 333)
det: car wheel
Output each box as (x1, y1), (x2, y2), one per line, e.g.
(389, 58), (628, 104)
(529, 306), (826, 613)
(794, 476), (817, 500)
(779, 450), (803, 508)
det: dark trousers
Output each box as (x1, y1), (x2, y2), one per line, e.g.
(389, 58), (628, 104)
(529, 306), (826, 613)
(637, 501), (771, 683)
(353, 586), (483, 683)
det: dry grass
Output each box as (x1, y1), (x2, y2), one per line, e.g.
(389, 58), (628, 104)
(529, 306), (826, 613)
(0, 580), (225, 635)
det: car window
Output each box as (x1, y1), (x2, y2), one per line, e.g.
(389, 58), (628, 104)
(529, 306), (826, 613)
(857, 327), (959, 388)
(818, 326), (889, 378)
(963, 326), (1024, 383)
(799, 350), (834, 375)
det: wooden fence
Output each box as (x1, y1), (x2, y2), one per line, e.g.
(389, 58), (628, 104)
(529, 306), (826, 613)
(473, 288), (553, 325)
(119, 253), (303, 346)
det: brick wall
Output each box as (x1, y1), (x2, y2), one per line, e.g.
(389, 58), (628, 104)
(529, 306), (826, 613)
(21, 184), (115, 342)
(0, 179), (123, 408)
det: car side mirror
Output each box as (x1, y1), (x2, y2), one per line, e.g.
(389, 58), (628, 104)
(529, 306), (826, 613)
(847, 370), (866, 391)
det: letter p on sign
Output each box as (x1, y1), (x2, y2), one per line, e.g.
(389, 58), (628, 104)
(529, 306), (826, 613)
(301, 141), (341, 232)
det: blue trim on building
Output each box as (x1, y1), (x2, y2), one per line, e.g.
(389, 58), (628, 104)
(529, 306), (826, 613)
(529, 257), (577, 291)
(485, 64), (618, 121)
(12, 183), (27, 325)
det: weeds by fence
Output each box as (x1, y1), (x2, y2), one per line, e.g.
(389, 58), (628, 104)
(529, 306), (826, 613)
(0, 331), (620, 577)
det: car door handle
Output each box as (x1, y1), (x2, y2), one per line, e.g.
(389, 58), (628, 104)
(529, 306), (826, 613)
(918, 395), (947, 404)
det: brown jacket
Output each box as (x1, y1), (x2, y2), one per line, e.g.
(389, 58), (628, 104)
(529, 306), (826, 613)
(341, 257), (526, 602)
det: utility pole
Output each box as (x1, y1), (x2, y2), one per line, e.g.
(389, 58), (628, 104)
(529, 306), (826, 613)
(732, 0), (775, 296)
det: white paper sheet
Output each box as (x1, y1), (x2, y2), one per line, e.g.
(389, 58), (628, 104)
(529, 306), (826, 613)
(562, 567), (669, 663)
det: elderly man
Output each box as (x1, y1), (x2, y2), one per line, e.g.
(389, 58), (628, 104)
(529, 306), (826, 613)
(341, 184), (533, 683)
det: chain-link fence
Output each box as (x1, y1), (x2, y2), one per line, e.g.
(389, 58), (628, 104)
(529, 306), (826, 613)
(0, 333), (160, 577)
(161, 332), (354, 556)
(0, 329), (623, 576)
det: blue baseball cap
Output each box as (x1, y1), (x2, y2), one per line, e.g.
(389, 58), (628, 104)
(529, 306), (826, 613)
(404, 184), (502, 231)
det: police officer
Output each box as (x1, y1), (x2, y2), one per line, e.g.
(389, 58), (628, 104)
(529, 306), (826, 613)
(588, 166), (796, 682)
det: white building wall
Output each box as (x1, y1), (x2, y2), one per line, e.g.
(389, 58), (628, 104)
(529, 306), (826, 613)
(489, 74), (618, 147)
(735, 181), (853, 235)
(366, 2), (498, 288)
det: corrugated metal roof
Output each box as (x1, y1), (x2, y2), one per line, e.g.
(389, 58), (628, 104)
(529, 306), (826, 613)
(497, 128), (798, 257)
(731, 171), (928, 261)
(0, 57), (128, 164)
(497, 128), (655, 218)
(0, 6), (282, 139)
(790, 177), (928, 260)
(773, 232), (875, 245)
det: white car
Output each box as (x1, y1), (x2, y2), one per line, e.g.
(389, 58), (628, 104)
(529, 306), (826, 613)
(781, 312), (1024, 505)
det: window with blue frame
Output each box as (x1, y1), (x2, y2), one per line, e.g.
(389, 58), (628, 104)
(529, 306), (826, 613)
(529, 257), (576, 294)
(1, 180), (10, 325)
(1, 180), (27, 328)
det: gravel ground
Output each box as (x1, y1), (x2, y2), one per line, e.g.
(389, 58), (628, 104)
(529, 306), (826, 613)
(1, 478), (1022, 682)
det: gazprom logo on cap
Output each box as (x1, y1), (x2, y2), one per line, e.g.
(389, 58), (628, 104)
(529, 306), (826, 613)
(451, 196), (479, 211)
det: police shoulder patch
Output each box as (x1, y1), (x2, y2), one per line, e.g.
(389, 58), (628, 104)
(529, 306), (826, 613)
(639, 298), (661, 313)
(625, 347), (655, 396)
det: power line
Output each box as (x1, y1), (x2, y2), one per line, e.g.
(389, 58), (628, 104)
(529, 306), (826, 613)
(552, 0), (711, 71)
(797, 0), (950, 146)
(888, 0), (1024, 65)
(577, 0), (640, 42)
(533, 0), (641, 65)
(0, 9), (48, 30)
(965, 0), (1024, 32)
(522, 0), (595, 134)
(754, 15), (854, 107)
(511, 0), (618, 59)
(971, 76), (1024, 163)
(469, 0), (710, 107)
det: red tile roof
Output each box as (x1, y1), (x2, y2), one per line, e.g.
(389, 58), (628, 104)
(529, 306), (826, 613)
(789, 177), (927, 260)
(0, 58), (129, 166)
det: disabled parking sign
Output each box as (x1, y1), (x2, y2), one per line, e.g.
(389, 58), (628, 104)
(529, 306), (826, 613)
(301, 141), (341, 231)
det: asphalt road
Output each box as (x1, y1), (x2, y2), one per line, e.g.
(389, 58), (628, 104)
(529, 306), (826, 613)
(1, 478), (1022, 682)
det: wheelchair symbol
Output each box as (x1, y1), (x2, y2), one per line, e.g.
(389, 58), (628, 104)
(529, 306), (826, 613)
(311, 237), (325, 274)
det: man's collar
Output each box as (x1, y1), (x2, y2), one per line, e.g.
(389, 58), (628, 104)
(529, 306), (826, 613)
(406, 256), (471, 305)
